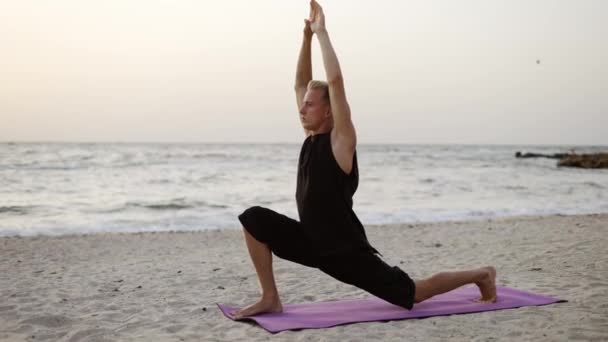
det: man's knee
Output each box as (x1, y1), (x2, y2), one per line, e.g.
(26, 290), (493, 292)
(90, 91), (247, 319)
(238, 206), (265, 228)
(240, 205), (265, 218)
(238, 206), (269, 243)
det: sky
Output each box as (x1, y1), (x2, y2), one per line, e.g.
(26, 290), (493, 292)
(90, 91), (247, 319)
(1, 0), (607, 145)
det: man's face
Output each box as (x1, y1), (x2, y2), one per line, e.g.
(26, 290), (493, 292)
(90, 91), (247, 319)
(299, 89), (330, 131)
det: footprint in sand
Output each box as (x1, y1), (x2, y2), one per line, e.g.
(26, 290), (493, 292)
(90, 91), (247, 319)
(165, 324), (187, 333)
(67, 328), (114, 342)
(20, 314), (71, 328)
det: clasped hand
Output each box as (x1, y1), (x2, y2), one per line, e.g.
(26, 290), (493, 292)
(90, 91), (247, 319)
(304, 0), (326, 37)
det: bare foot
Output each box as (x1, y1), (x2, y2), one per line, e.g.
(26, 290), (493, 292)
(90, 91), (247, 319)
(231, 297), (283, 319)
(474, 266), (497, 303)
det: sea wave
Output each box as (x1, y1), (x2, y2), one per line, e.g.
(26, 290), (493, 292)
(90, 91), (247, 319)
(90, 200), (230, 213)
(0, 205), (36, 215)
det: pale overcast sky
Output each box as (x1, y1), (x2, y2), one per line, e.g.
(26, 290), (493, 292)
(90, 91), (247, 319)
(1, 0), (606, 145)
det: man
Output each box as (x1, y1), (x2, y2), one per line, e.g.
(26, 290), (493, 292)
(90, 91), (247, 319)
(233, 0), (496, 319)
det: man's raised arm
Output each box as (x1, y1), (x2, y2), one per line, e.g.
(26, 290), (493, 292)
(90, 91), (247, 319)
(294, 15), (313, 112)
(309, 1), (356, 150)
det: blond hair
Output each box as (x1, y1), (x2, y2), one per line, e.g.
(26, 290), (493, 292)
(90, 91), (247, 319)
(307, 80), (330, 104)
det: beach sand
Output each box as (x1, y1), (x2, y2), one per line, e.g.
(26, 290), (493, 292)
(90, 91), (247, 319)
(1, 213), (607, 341)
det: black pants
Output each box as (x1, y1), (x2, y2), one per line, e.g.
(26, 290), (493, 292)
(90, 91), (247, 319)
(238, 206), (416, 310)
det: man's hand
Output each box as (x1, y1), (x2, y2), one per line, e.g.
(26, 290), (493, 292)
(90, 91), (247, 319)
(309, 0), (326, 34)
(303, 16), (313, 38)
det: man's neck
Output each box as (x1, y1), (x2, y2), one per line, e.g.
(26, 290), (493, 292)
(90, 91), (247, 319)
(309, 123), (333, 137)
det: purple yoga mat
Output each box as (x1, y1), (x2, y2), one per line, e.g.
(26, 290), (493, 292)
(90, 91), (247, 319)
(218, 286), (565, 333)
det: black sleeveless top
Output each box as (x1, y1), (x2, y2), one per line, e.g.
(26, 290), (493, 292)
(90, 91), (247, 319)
(295, 131), (379, 257)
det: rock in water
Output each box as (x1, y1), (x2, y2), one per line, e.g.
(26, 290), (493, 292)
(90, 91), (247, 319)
(557, 153), (608, 169)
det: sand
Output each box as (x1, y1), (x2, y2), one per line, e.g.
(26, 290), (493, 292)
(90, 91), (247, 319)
(1, 213), (607, 341)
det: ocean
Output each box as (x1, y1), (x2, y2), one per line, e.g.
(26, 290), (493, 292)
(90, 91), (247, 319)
(1, 142), (607, 236)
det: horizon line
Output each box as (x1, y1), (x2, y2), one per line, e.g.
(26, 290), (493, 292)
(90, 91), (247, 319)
(2, 140), (607, 148)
